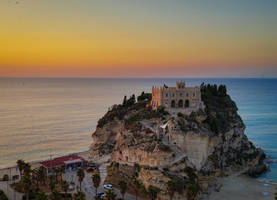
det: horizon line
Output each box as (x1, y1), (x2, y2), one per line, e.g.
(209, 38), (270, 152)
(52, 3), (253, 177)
(0, 76), (276, 79)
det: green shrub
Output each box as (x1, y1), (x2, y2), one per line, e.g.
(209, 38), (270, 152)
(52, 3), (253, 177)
(2, 174), (9, 181)
(0, 190), (8, 200)
(177, 112), (184, 118)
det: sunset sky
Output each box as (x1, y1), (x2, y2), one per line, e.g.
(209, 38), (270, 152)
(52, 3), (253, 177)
(0, 0), (276, 77)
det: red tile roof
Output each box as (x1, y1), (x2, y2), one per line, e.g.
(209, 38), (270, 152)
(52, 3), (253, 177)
(40, 154), (84, 168)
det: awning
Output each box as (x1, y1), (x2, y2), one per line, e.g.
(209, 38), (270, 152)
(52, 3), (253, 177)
(64, 159), (83, 165)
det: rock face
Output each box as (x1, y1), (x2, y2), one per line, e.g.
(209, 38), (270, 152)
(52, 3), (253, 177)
(89, 85), (267, 199)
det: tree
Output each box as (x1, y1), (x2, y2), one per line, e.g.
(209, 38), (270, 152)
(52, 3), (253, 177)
(49, 175), (56, 192)
(17, 159), (25, 180)
(59, 167), (65, 182)
(186, 183), (199, 200)
(119, 180), (127, 200)
(74, 191), (86, 200)
(2, 174), (9, 181)
(23, 163), (31, 178)
(133, 178), (141, 200)
(122, 96), (127, 106)
(61, 180), (69, 194)
(105, 189), (116, 200)
(92, 173), (101, 197)
(35, 192), (48, 200)
(38, 166), (46, 185)
(148, 185), (159, 200)
(166, 180), (177, 200)
(77, 168), (85, 191)
(50, 189), (61, 200)
(22, 175), (31, 200)
(0, 190), (8, 200)
(31, 169), (39, 190)
(53, 168), (59, 182)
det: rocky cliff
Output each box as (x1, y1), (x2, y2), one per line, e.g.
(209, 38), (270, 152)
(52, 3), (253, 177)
(89, 86), (267, 199)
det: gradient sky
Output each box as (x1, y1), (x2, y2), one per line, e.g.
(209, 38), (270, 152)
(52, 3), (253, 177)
(0, 0), (277, 77)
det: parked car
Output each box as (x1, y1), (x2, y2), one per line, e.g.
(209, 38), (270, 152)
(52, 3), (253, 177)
(103, 184), (113, 190)
(97, 192), (105, 199)
(88, 163), (99, 169)
(86, 167), (94, 173)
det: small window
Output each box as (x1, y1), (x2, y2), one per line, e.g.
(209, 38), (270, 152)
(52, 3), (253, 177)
(180, 93), (182, 97)
(186, 93), (189, 97)
(193, 93), (195, 97)
(166, 93), (168, 97)
(173, 94), (175, 97)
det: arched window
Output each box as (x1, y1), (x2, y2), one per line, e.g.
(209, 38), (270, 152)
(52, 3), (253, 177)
(178, 100), (183, 108)
(185, 100), (190, 108)
(171, 100), (176, 108)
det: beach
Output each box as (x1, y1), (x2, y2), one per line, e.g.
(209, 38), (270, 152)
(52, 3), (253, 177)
(206, 174), (276, 200)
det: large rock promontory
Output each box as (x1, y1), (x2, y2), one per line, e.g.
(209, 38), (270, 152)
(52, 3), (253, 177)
(89, 85), (267, 200)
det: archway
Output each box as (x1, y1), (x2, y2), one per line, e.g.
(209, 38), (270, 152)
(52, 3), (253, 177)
(185, 99), (190, 108)
(178, 99), (183, 108)
(171, 100), (176, 108)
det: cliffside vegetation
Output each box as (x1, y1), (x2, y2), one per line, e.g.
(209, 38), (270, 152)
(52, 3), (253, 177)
(201, 83), (241, 134)
(97, 92), (152, 128)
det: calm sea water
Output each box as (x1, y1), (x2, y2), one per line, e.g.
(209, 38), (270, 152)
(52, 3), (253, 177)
(0, 78), (276, 181)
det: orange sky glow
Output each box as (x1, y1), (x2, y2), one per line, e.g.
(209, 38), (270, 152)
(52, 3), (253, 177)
(0, 0), (276, 77)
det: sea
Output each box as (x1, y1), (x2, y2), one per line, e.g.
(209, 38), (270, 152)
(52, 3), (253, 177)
(0, 78), (276, 182)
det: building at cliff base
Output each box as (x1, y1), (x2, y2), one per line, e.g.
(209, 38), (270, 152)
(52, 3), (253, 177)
(151, 81), (204, 111)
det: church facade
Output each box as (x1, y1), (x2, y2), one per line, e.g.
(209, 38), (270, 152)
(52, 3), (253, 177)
(151, 81), (203, 110)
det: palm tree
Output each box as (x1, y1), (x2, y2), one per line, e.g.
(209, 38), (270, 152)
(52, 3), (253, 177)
(32, 169), (41, 190)
(133, 178), (141, 200)
(53, 168), (59, 182)
(38, 166), (46, 185)
(77, 168), (85, 191)
(50, 189), (61, 200)
(35, 192), (48, 200)
(119, 180), (127, 200)
(105, 189), (116, 200)
(74, 191), (86, 200)
(92, 173), (101, 197)
(17, 159), (25, 180)
(22, 175), (31, 200)
(23, 163), (31, 178)
(61, 180), (69, 195)
(49, 175), (56, 192)
(59, 167), (65, 182)
(148, 185), (159, 200)
(166, 180), (176, 200)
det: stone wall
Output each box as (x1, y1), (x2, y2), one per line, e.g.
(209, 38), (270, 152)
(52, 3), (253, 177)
(151, 81), (203, 110)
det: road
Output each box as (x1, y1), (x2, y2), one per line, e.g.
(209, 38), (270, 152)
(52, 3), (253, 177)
(63, 163), (138, 200)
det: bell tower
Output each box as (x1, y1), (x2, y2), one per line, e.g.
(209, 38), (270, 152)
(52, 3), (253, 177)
(176, 81), (185, 89)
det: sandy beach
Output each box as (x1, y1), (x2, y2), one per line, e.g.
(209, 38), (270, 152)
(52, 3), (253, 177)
(207, 174), (276, 200)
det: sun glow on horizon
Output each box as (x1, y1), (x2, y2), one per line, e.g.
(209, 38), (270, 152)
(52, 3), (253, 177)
(0, 0), (276, 77)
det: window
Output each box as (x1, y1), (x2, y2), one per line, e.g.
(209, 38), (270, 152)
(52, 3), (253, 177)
(193, 93), (195, 97)
(173, 94), (175, 97)
(186, 93), (189, 97)
(166, 93), (168, 97)
(180, 93), (182, 97)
